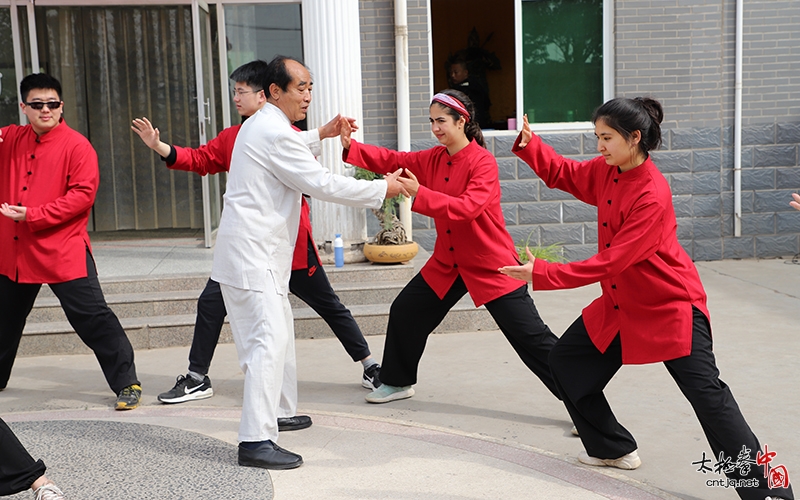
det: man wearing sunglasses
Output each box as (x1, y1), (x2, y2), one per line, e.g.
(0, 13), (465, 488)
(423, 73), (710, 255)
(0, 73), (142, 411)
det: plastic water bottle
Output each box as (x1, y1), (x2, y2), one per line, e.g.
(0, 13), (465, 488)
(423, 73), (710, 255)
(334, 234), (344, 268)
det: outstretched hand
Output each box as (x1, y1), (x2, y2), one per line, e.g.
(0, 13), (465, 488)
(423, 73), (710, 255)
(384, 169), (410, 199)
(398, 169), (420, 197)
(339, 116), (353, 150)
(319, 114), (358, 140)
(518, 114), (532, 148)
(131, 117), (161, 149)
(791, 192), (800, 211)
(497, 247), (536, 282)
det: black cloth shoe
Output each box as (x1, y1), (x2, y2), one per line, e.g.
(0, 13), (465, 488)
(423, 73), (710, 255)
(238, 440), (303, 470)
(278, 415), (312, 431)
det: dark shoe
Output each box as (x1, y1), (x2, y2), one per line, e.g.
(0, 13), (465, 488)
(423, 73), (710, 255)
(115, 384), (142, 410)
(238, 440), (303, 470)
(158, 374), (213, 404)
(362, 363), (382, 390)
(278, 415), (312, 432)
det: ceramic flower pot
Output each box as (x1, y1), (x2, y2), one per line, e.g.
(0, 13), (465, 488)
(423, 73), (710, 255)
(363, 241), (419, 264)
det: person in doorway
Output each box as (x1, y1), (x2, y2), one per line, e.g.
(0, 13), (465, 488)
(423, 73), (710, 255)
(209, 55), (406, 470)
(0, 73), (142, 410)
(131, 61), (382, 433)
(340, 89), (561, 406)
(447, 57), (491, 129)
(0, 417), (65, 499)
(499, 98), (794, 500)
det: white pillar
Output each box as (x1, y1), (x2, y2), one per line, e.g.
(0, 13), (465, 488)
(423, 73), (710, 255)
(302, 0), (369, 260)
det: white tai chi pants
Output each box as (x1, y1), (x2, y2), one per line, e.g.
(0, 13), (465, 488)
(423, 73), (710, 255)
(219, 280), (298, 443)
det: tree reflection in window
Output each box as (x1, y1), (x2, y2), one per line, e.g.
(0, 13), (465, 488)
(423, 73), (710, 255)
(522, 0), (603, 123)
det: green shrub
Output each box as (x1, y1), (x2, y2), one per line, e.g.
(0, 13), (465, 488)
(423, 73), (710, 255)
(516, 232), (565, 263)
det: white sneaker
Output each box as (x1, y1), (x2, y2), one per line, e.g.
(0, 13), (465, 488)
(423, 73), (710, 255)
(33, 483), (65, 500)
(570, 426), (579, 436)
(365, 384), (414, 404)
(578, 449), (641, 470)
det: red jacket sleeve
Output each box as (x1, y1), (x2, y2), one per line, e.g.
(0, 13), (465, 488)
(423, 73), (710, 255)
(169, 126), (239, 175)
(532, 198), (665, 290)
(26, 140), (98, 232)
(513, 132), (599, 207)
(343, 139), (428, 178)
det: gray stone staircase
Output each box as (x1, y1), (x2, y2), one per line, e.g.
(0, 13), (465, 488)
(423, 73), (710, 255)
(20, 261), (496, 357)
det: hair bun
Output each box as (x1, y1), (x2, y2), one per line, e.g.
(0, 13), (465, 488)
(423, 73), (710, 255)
(634, 97), (664, 126)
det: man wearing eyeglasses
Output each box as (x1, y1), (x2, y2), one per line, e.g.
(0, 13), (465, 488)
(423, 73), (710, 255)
(0, 73), (142, 410)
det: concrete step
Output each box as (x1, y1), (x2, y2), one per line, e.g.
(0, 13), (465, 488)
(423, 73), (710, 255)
(36, 274), (213, 298)
(28, 280), (407, 323)
(35, 261), (416, 298)
(19, 298), (495, 357)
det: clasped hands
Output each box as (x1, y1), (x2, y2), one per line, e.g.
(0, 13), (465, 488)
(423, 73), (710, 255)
(338, 116), (418, 200)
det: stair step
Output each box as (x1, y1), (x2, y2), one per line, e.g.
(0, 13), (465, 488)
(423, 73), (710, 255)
(29, 280), (408, 323)
(29, 290), (201, 322)
(36, 261), (416, 298)
(19, 299), (494, 357)
(36, 274), (213, 298)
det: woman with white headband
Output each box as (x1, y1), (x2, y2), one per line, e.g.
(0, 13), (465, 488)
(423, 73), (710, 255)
(340, 89), (563, 406)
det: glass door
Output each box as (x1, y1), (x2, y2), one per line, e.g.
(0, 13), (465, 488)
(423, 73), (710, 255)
(193, 0), (220, 247)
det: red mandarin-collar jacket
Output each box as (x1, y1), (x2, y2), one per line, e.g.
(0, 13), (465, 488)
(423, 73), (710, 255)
(513, 133), (709, 364)
(343, 139), (524, 307)
(1, 120), (97, 284)
(170, 124), (317, 270)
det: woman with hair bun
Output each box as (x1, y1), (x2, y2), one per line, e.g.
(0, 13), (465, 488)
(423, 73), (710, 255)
(340, 89), (563, 406)
(500, 97), (794, 500)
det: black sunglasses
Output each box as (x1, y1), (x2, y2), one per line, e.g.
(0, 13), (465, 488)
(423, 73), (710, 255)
(24, 101), (62, 110)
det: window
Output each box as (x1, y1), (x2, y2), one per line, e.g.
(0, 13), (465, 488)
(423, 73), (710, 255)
(430, 0), (610, 131)
(222, 3), (303, 126)
(522, 0), (604, 124)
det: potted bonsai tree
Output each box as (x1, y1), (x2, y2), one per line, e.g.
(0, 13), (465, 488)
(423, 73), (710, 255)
(354, 167), (419, 264)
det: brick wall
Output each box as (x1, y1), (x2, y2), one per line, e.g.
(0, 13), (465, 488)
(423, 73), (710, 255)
(360, 0), (800, 260)
(358, 0), (431, 148)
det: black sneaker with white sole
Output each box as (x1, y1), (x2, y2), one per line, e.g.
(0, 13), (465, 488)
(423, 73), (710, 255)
(362, 364), (382, 390)
(158, 374), (213, 404)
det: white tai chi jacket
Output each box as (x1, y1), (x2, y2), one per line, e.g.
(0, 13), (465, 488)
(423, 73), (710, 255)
(211, 102), (387, 292)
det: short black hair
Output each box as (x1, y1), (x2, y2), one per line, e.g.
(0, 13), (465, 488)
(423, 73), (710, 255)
(20, 73), (62, 102)
(263, 55), (306, 93)
(229, 60), (269, 90)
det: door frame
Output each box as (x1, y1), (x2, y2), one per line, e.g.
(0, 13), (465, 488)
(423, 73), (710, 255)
(8, 0), (303, 244)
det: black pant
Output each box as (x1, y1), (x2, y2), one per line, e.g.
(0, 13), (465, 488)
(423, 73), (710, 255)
(380, 272), (560, 399)
(188, 237), (370, 375)
(548, 307), (794, 500)
(0, 250), (139, 394)
(0, 418), (46, 496)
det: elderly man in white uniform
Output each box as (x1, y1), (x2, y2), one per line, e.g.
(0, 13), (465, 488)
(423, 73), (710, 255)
(211, 55), (407, 470)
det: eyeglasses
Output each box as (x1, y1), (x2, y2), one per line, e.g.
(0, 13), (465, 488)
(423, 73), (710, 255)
(231, 88), (262, 98)
(24, 101), (62, 110)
